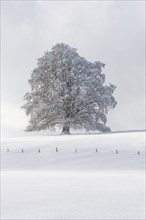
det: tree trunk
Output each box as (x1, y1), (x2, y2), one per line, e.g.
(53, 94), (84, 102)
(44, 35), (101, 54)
(61, 124), (70, 134)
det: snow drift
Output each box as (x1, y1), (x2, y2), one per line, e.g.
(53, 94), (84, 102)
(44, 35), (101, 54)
(1, 131), (145, 219)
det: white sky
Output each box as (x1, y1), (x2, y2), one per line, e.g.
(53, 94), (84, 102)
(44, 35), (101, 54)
(1, 1), (145, 138)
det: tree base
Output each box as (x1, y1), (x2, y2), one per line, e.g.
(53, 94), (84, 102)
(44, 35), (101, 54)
(61, 124), (71, 135)
(61, 131), (71, 135)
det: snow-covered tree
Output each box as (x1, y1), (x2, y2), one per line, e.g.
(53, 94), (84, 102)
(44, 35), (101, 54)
(22, 43), (117, 134)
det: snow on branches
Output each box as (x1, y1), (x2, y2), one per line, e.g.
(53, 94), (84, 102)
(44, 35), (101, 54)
(22, 43), (117, 134)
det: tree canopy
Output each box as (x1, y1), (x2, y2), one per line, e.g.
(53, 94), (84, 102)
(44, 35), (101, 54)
(22, 43), (117, 134)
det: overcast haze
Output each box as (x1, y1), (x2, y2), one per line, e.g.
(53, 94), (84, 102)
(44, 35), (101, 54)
(1, 1), (145, 138)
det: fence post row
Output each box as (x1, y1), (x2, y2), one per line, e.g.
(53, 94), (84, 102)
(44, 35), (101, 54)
(5, 148), (142, 155)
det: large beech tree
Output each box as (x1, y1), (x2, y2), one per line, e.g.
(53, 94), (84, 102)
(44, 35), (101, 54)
(22, 43), (117, 134)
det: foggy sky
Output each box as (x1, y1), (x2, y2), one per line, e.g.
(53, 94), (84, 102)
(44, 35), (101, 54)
(1, 1), (145, 138)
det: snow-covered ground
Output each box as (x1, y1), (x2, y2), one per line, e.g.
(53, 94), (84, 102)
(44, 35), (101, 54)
(1, 131), (145, 219)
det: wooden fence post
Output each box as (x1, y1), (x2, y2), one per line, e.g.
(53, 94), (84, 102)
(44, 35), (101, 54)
(137, 150), (140, 155)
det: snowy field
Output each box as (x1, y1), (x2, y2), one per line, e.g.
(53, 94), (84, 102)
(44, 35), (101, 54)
(1, 131), (145, 219)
